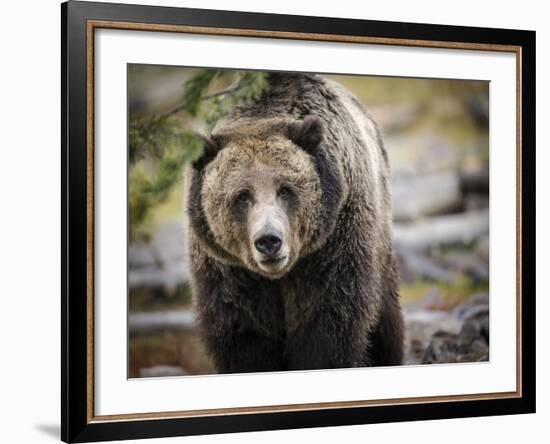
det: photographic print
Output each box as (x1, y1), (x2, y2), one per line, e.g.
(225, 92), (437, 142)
(62, 2), (534, 440)
(127, 66), (490, 378)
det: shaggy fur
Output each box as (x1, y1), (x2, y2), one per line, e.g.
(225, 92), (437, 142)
(183, 73), (404, 373)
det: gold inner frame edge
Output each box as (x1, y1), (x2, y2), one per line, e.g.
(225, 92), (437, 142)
(85, 19), (523, 423)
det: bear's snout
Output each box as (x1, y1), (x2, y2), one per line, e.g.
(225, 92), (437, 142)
(254, 232), (283, 257)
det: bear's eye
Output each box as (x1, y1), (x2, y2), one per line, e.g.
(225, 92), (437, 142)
(277, 185), (294, 200)
(233, 190), (252, 207)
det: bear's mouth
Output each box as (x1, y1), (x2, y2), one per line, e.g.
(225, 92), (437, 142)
(259, 255), (287, 266)
(256, 254), (290, 277)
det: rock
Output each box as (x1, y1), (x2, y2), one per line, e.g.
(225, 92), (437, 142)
(422, 331), (459, 364)
(422, 305), (489, 364)
(403, 310), (463, 365)
(403, 291), (490, 365)
(422, 330), (488, 364)
(462, 310), (490, 345)
(452, 293), (489, 320)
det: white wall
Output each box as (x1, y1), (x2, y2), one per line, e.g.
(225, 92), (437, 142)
(0, 0), (546, 443)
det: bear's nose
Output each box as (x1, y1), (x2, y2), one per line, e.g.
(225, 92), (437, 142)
(254, 234), (282, 256)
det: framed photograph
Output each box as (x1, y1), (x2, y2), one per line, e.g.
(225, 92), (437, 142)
(61, 1), (535, 442)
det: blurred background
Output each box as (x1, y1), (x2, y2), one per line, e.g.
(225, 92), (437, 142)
(128, 65), (490, 378)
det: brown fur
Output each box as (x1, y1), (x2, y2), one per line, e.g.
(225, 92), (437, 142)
(199, 133), (321, 276)
(183, 73), (404, 373)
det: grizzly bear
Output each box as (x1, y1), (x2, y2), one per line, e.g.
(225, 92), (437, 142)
(183, 73), (404, 373)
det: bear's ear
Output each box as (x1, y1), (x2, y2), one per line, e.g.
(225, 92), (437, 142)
(288, 115), (323, 153)
(192, 133), (221, 170)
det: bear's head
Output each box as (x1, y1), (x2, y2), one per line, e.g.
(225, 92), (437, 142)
(190, 115), (331, 279)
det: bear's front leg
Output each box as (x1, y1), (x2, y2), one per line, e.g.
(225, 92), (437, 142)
(197, 298), (287, 374)
(202, 324), (286, 374)
(283, 277), (375, 370)
(193, 259), (287, 374)
(284, 312), (370, 370)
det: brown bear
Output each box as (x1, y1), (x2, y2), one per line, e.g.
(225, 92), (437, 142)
(183, 72), (404, 373)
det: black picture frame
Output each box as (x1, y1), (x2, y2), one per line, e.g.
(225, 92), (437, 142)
(61, 1), (536, 442)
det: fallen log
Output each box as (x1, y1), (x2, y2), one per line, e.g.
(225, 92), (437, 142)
(398, 249), (456, 283)
(128, 266), (190, 291)
(129, 222), (190, 290)
(393, 209), (489, 251)
(139, 366), (188, 378)
(441, 251), (489, 282)
(392, 170), (489, 221)
(393, 172), (462, 221)
(129, 310), (196, 332)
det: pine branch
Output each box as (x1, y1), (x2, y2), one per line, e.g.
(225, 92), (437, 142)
(165, 80), (249, 118)
(128, 69), (268, 240)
